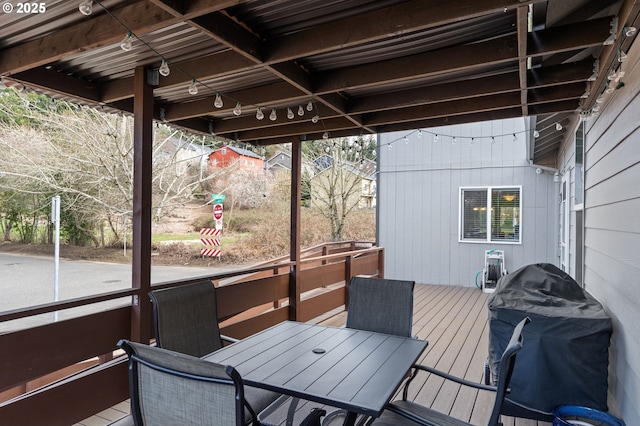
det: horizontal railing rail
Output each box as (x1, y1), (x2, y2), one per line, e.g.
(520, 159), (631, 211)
(0, 243), (383, 426)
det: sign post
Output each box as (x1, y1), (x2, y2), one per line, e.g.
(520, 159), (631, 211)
(51, 195), (60, 321)
(200, 193), (226, 258)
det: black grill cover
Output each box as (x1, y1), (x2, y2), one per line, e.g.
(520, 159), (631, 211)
(487, 263), (612, 419)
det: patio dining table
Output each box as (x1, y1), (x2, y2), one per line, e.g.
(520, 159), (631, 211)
(203, 321), (428, 426)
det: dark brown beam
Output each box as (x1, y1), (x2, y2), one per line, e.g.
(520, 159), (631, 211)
(235, 117), (355, 141)
(528, 82), (585, 104)
(374, 108), (524, 134)
(364, 93), (523, 126)
(190, 12), (263, 62)
(265, 0), (545, 63)
(528, 16), (614, 56)
(10, 68), (101, 102)
(131, 66), (154, 344)
(102, 51), (258, 102)
(314, 35), (518, 94)
(162, 81), (306, 121)
(529, 100), (579, 115)
(0, 0), (239, 75)
(517, 5), (529, 116)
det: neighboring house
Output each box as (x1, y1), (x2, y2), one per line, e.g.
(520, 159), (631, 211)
(265, 151), (292, 173)
(311, 156), (377, 209)
(168, 138), (212, 173)
(208, 145), (264, 170)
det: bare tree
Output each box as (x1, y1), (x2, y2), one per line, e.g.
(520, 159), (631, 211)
(305, 136), (376, 240)
(0, 89), (223, 246)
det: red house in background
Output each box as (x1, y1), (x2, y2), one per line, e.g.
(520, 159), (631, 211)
(208, 145), (264, 170)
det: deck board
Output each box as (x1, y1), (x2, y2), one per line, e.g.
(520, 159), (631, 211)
(78, 284), (551, 426)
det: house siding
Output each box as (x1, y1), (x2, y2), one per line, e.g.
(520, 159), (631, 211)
(378, 118), (557, 287)
(580, 34), (640, 423)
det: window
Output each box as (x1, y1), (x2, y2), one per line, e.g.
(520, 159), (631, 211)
(460, 186), (521, 243)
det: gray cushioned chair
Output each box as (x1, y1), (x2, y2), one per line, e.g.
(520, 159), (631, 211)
(367, 317), (530, 426)
(148, 281), (280, 421)
(118, 340), (326, 426)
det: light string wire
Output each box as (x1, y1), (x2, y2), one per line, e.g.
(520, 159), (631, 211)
(379, 127), (532, 150)
(85, 0), (327, 140)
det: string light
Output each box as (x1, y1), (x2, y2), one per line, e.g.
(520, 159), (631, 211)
(533, 130), (540, 138)
(624, 26), (637, 37)
(322, 131), (329, 139)
(233, 102), (242, 116)
(75, 2), (330, 133)
(188, 79), (198, 95)
(434, 134), (438, 142)
(120, 32), (133, 51)
(555, 122), (563, 131)
(158, 59), (170, 77)
(214, 93), (223, 108)
(78, 0), (92, 15)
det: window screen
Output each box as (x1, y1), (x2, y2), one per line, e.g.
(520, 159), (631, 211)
(460, 187), (521, 243)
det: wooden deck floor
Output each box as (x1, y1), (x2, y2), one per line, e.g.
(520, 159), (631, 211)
(77, 284), (551, 426)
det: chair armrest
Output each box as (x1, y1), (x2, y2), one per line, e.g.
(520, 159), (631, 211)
(221, 334), (239, 344)
(411, 364), (497, 392)
(298, 408), (326, 426)
(384, 404), (439, 426)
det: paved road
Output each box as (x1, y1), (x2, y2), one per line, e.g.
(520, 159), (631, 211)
(0, 253), (228, 331)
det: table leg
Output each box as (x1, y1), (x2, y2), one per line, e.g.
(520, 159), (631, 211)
(342, 411), (358, 426)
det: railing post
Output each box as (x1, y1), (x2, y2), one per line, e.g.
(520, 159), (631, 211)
(378, 248), (385, 278)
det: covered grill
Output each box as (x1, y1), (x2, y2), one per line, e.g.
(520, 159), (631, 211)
(487, 263), (612, 421)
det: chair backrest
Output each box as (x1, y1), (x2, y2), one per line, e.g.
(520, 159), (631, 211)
(487, 317), (530, 426)
(346, 276), (415, 337)
(149, 281), (223, 357)
(118, 339), (255, 426)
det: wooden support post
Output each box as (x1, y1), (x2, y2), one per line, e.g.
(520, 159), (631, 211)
(289, 138), (302, 321)
(130, 66), (155, 343)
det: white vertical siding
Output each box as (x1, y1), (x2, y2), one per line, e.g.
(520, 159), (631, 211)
(378, 118), (557, 288)
(580, 36), (640, 423)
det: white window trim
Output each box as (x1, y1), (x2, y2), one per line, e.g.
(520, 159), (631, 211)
(458, 185), (523, 245)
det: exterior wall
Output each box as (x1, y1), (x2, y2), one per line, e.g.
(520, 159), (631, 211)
(378, 118), (557, 287)
(579, 35), (640, 423)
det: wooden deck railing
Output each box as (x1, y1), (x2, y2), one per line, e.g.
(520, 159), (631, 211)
(0, 242), (383, 426)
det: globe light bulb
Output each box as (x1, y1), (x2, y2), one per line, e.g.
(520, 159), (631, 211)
(287, 107), (294, 120)
(311, 114), (319, 124)
(159, 59), (170, 77)
(533, 130), (540, 138)
(78, 0), (92, 15)
(233, 102), (242, 116)
(306, 100), (314, 111)
(214, 93), (223, 108)
(255, 107), (264, 120)
(269, 109), (277, 121)
(298, 105), (304, 116)
(120, 33), (133, 51)
(188, 79), (198, 95)
(323, 132), (329, 139)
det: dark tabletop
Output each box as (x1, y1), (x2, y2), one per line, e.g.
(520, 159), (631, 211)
(203, 321), (428, 418)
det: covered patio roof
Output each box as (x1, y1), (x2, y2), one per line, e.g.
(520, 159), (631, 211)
(1, 0), (638, 166)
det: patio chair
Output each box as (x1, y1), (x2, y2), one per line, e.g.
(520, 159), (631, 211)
(149, 280), (234, 358)
(118, 340), (326, 426)
(366, 317), (531, 426)
(148, 281), (282, 420)
(346, 276), (415, 337)
(322, 277), (416, 425)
